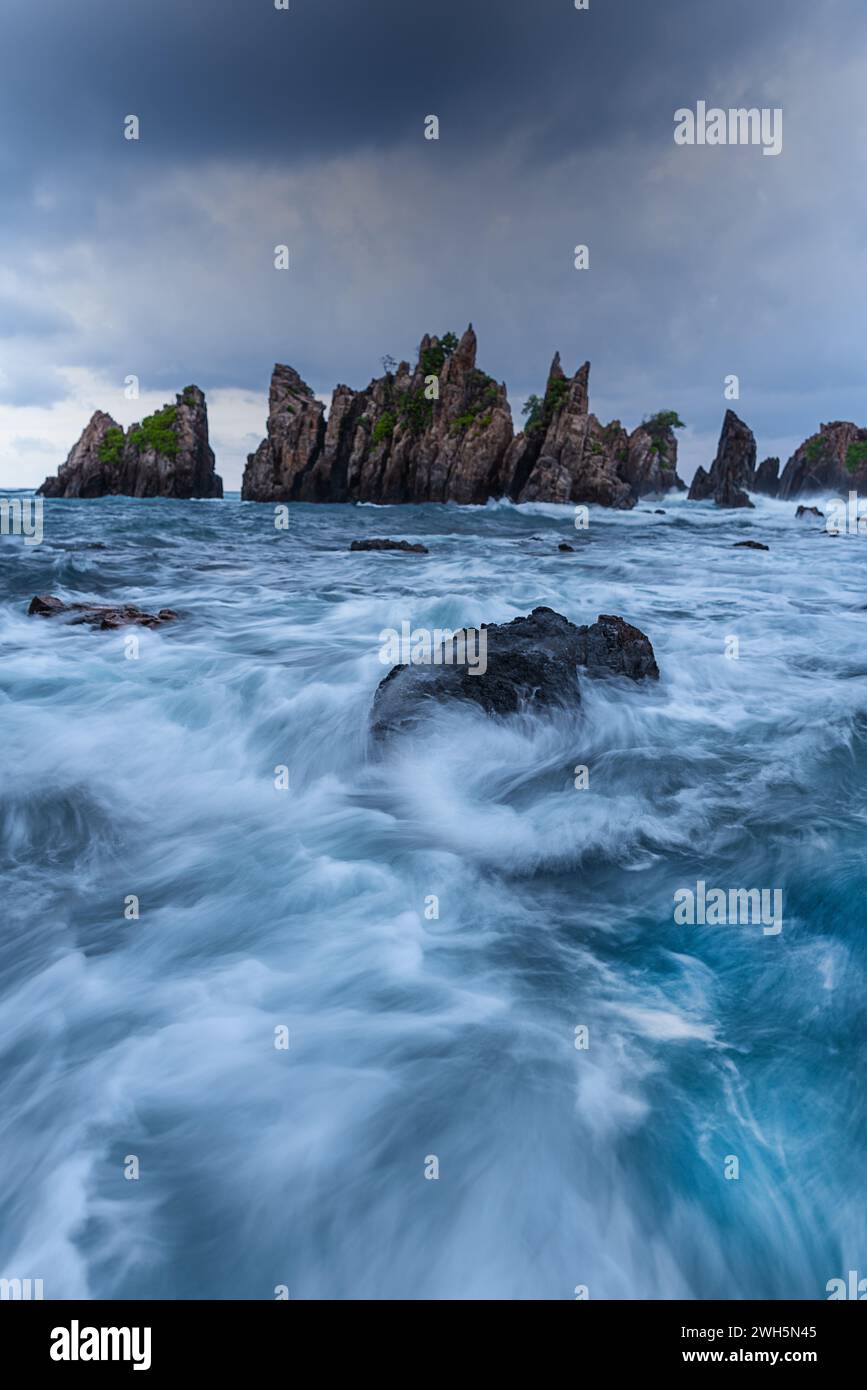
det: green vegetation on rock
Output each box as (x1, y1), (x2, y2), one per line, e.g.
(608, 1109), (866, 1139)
(846, 440), (867, 474)
(451, 413), (478, 433)
(522, 393), (544, 433)
(130, 405), (179, 458)
(98, 427), (126, 467)
(544, 375), (570, 414)
(372, 412), (396, 445)
(642, 410), (685, 431)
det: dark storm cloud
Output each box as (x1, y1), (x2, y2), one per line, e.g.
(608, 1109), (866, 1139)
(3, 0), (867, 486)
(0, 0), (809, 176)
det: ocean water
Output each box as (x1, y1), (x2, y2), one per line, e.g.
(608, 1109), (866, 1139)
(1, 489), (865, 1301)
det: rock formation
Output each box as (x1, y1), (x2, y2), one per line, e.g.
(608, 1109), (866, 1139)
(370, 607), (658, 738)
(38, 387), (222, 499)
(242, 327), (513, 504)
(349, 538), (428, 553)
(242, 329), (687, 507)
(688, 409), (756, 508)
(778, 423), (867, 499)
(239, 367), (325, 502)
(753, 457), (780, 496)
(500, 358), (685, 508)
(28, 594), (179, 629)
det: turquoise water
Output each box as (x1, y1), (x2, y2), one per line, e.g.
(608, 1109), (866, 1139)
(1, 490), (865, 1299)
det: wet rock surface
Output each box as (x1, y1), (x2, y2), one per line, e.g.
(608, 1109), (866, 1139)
(28, 594), (179, 629)
(371, 606), (658, 737)
(349, 538), (429, 553)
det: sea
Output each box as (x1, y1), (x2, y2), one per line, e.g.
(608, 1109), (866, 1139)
(1, 489), (865, 1299)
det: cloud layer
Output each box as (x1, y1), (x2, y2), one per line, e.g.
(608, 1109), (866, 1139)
(2, 0), (866, 488)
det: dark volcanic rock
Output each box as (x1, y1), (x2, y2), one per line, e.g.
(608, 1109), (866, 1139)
(733, 541), (769, 550)
(796, 505), (824, 519)
(573, 614), (660, 681)
(558, 542), (575, 552)
(754, 457), (780, 496)
(28, 594), (179, 629)
(37, 387), (222, 500)
(778, 422), (867, 499)
(688, 410), (756, 508)
(370, 607), (658, 737)
(349, 538), (428, 554)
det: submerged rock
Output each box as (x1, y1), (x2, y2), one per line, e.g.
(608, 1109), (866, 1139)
(733, 541), (769, 550)
(349, 538), (429, 553)
(558, 542), (575, 552)
(28, 594), (179, 629)
(796, 505), (824, 519)
(370, 606), (658, 737)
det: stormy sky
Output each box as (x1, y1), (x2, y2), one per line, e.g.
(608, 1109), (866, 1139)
(2, 0), (866, 489)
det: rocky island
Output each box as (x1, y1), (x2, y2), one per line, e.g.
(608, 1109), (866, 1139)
(240, 326), (687, 507)
(37, 386), (223, 499)
(36, 332), (867, 508)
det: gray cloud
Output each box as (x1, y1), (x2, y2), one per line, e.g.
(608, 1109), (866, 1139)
(2, 0), (867, 487)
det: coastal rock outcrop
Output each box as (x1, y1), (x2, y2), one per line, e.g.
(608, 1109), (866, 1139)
(38, 387), (222, 499)
(28, 595), (179, 629)
(778, 423), (867, 499)
(370, 607), (658, 737)
(242, 327), (513, 504)
(240, 367), (325, 502)
(621, 413), (687, 499)
(753, 457), (780, 497)
(242, 329), (687, 508)
(688, 410), (756, 508)
(501, 358), (685, 507)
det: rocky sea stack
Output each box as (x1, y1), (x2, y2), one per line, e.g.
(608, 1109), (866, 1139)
(778, 423), (867, 499)
(688, 409), (757, 508)
(241, 326), (688, 507)
(38, 386), (223, 499)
